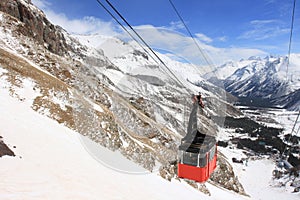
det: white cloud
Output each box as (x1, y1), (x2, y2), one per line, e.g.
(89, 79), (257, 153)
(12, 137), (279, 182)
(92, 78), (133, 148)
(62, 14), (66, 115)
(169, 21), (185, 30)
(31, 0), (268, 65)
(239, 19), (289, 40)
(44, 10), (119, 35)
(132, 25), (267, 66)
(195, 33), (213, 43)
(32, 0), (119, 36)
(217, 36), (227, 42)
(251, 19), (278, 25)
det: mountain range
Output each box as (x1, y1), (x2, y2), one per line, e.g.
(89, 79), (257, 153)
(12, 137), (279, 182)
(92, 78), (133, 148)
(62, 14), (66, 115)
(0, 0), (299, 199)
(205, 55), (300, 110)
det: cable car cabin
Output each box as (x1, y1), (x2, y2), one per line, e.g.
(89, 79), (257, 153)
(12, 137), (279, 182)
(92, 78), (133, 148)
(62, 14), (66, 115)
(178, 131), (217, 183)
(177, 99), (217, 183)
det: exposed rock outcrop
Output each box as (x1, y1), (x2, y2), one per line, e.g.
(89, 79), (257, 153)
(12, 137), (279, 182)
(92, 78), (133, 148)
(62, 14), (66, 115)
(0, 136), (15, 157)
(0, 0), (73, 56)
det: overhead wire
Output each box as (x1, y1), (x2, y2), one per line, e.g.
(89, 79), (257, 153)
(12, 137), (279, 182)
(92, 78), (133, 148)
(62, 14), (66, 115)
(296, 123), (300, 135)
(95, 0), (190, 95)
(94, 0), (297, 155)
(282, 110), (300, 157)
(168, 0), (300, 154)
(168, 0), (215, 69)
(281, 0), (298, 160)
(168, 0), (229, 138)
(167, 0), (227, 133)
(286, 0), (297, 80)
(95, 0), (161, 68)
(95, 0), (196, 134)
(97, 0), (192, 94)
(168, 0), (300, 159)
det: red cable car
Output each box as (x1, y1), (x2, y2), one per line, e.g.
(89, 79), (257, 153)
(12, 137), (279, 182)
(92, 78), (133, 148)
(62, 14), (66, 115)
(178, 98), (217, 183)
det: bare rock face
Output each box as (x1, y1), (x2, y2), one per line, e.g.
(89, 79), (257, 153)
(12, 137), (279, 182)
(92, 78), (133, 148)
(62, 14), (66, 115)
(210, 152), (247, 195)
(0, 136), (15, 157)
(0, 0), (72, 56)
(0, 0), (248, 196)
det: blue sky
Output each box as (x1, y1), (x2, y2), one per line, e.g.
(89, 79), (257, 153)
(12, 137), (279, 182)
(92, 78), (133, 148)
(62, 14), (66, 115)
(32, 0), (300, 65)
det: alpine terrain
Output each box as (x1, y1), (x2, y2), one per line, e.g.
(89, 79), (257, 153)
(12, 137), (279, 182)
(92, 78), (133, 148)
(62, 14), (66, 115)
(205, 55), (300, 110)
(0, 0), (299, 199)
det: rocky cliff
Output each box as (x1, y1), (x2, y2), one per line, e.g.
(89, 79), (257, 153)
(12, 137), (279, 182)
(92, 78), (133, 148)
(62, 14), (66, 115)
(0, 0), (74, 56)
(0, 0), (246, 195)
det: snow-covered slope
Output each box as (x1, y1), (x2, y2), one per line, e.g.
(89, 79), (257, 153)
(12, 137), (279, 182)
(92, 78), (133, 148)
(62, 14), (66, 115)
(271, 88), (300, 110)
(205, 59), (254, 80)
(74, 32), (242, 139)
(75, 33), (239, 121)
(0, 83), (230, 200)
(0, 0), (245, 196)
(1, 79), (299, 199)
(75, 33), (207, 84)
(1, 65), (299, 200)
(225, 56), (290, 97)
(1, 0), (299, 199)
(205, 55), (300, 110)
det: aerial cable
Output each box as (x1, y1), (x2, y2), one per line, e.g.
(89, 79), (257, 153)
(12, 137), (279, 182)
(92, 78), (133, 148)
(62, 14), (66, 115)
(290, 124), (300, 147)
(281, 0), (297, 160)
(168, 0), (214, 69)
(168, 0), (297, 159)
(95, 0), (184, 91)
(95, 0), (162, 68)
(95, 0), (188, 92)
(286, 0), (296, 80)
(296, 123), (300, 136)
(99, 0), (192, 94)
(282, 110), (300, 157)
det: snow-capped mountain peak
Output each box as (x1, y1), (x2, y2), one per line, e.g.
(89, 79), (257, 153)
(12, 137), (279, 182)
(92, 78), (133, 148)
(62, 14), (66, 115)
(205, 54), (300, 110)
(1, 1), (299, 199)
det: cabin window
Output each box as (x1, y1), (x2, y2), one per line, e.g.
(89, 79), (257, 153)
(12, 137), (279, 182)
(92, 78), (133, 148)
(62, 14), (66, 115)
(182, 152), (207, 167)
(209, 146), (216, 161)
(198, 153), (207, 167)
(178, 150), (183, 163)
(182, 152), (198, 166)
